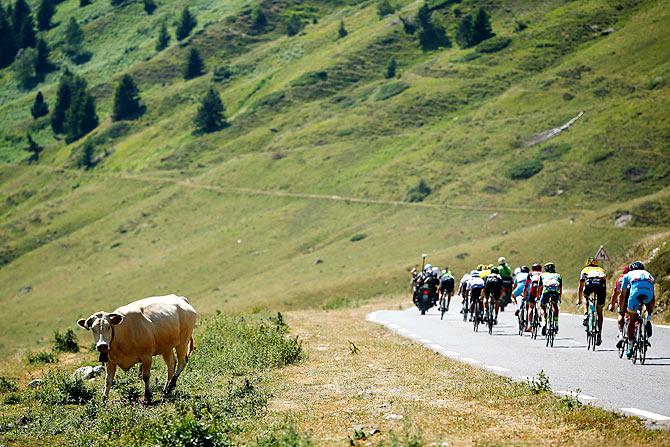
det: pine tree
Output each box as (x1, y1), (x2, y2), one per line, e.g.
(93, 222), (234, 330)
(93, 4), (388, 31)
(472, 8), (494, 44)
(251, 6), (267, 32)
(112, 74), (142, 121)
(75, 141), (95, 169)
(24, 133), (43, 163)
(183, 47), (204, 80)
(143, 0), (156, 15)
(18, 13), (36, 49)
(416, 2), (449, 51)
(64, 17), (83, 56)
(156, 22), (170, 51)
(337, 20), (347, 39)
(11, 0), (31, 39)
(34, 37), (50, 73)
(455, 14), (475, 48)
(175, 7), (196, 41)
(285, 14), (301, 36)
(52, 70), (74, 134)
(13, 47), (36, 88)
(385, 56), (397, 79)
(31, 90), (49, 118)
(80, 0), (91, 6)
(194, 87), (226, 133)
(377, 0), (395, 18)
(65, 86), (98, 142)
(0, 5), (16, 68)
(36, 0), (55, 31)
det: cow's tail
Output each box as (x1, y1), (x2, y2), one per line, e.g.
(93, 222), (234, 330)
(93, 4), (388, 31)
(188, 336), (195, 355)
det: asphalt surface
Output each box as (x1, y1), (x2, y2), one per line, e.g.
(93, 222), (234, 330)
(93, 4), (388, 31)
(368, 296), (670, 425)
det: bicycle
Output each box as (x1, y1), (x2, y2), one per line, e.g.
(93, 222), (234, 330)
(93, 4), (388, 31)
(438, 293), (448, 320)
(619, 314), (628, 359)
(530, 303), (540, 340)
(628, 303), (649, 365)
(544, 295), (558, 348)
(486, 293), (495, 335)
(462, 293), (469, 322)
(472, 293), (482, 332)
(517, 299), (526, 336)
(584, 294), (599, 351)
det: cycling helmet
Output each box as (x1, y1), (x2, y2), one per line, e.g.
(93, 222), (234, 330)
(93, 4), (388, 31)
(520, 265), (530, 273)
(424, 264), (432, 272)
(531, 263), (542, 271)
(513, 267), (521, 275)
(477, 264), (484, 271)
(543, 262), (555, 273)
(622, 265), (630, 274)
(490, 267), (499, 274)
(431, 266), (440, 277)
(471, 270), (480, 278)
(486, 264), (494, 270)
(498, 257), (506, 265)
(585, 257), (599, 267)
(629, 261), (645, 271)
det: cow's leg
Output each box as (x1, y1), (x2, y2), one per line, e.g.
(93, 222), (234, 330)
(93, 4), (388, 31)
(169, 342), (188, 391)
(103, 361), (117, 399)
(140, 357), (153, 403)
(162, 350), (176, 396)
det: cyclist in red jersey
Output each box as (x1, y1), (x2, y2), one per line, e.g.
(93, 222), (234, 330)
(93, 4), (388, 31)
(522, 263), (543, 331)
(608, 265), (630, 348)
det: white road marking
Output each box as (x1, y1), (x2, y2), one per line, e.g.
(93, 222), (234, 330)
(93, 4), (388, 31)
(408, 333), (421, 339)
(461, 357), (480, 364)
(366, 311), (379, 322)
(419, 338), (433, 344)
(378, 320), (389, 325)
(398, 328), (410, 333)
(388, 323), (399, 329)
(430, 344), (444, 350)
(619, 408), (670, 421)
(485, 365), (511, 373)
(441, 350), (460, 357)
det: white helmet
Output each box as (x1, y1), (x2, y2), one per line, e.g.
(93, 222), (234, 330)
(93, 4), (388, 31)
(431, 267), (440, 277)
(471, 270), (480, 278)
(513, 267), (520, 275)
(498, 257), (506, 264)
(424, 264), (432, 272)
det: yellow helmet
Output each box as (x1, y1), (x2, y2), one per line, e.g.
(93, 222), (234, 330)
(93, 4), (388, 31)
(477, 264), (484, 271)
(486, 264), (493, 269)
(585, 257), (599, 267)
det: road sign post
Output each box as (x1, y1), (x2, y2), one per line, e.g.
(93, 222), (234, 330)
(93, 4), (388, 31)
(595, 245), (610, 275)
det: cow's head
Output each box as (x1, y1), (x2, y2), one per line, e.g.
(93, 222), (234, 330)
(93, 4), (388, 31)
(77, 312), (124, 353)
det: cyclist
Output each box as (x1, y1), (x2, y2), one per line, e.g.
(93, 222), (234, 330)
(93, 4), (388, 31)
(484, 267), (504, 324)
(458, 271), (471, 313)
(468, 270), (485, 321)
(578, 257), (607, 346)
(512, 265), (530, 317)
(439, 267), (455, 312)
(498, 257), (513, 311)
(623, 261), (655, 359)
(480, 264), (492, 281)
(539, 262), (562, 336)
(608, 265), (630, 348)
(522, 264), (543, 332)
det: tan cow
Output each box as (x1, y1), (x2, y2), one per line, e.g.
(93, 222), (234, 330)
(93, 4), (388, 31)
(77, 294), (197, 403)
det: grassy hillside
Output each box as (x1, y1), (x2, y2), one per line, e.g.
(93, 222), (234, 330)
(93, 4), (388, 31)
(0, 0), (669, 358)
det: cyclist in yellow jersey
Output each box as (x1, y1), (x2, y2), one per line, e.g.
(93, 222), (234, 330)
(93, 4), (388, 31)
(578, 257), (607, 346)
(480, 264), (492, 281)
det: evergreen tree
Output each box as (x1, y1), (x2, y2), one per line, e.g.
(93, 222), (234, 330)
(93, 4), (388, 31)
(80, 0), (91, 6)
(31, 90), (49, 118)
(194, 87), (226, 133)
(0, 5), (16, 68)
(24, 132), (43, 163)
(377, 0), (395, 18)
(472, 8), (494, 43)
(175, 7), (196, 40)
(64, 86), (98, 142)
(18, 13), (36, 49)
(251, 6), (267, 32)
(337, 20), (347, 39)
(183, 47), (204, 80)
(143, 0), (156, 15)
(285, 14), (301, 36)
(12, 47), (36, 88)
(385, 56), (397, 79)
(11, 0), (31, 39)
(75, 141), (95, 169)
(112, 74), (142, 121)
(64, 17), (83, 56)
(52, 70), (74, 133)
(34, 37), (50, 73)
(455, 14), (475, 48)
(416, 2), (449, 51)
(156, 22), (170, 51)
(36, 0), (55, 31)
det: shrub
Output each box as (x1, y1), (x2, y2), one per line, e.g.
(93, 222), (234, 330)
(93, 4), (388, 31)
(376, 82), (410, 101)
(158, 418), (229, 447)
(377, 0), (395, 18)
(405, 179), (431, 202)
(0, 376), (18, 393)
(385, 56), (397, 79)
(36, 370), (96, 404)
(291, 71), (327, 87)
(538, 143), (571, 161)
(31, 91), (49, 119)
(27, 351), (58, 364)
(285, 14), (302, 36)
(156, 22), (170, 51)
(53, 328), (80, 353)
(350, 233), (367, 242)
(507, 159), (543, 180)
(528, 370), (551, 394)
(588, 148), (613, 163)
(252, 421), (313, 447)
(476, 36), (511, 53)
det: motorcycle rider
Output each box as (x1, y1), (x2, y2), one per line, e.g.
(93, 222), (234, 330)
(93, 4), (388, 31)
(498, 257), (513, 311)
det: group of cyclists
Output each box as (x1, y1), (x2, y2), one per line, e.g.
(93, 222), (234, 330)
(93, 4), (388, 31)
(411, 255), (656, 359)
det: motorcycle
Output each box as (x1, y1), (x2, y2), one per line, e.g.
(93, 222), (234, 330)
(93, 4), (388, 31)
(414, 284), (436, 315)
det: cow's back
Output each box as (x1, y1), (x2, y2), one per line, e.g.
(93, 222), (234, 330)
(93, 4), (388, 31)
(113, 295), (197, 359)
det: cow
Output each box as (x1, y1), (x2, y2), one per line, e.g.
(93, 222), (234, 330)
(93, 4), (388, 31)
(77, 294), (197, 403)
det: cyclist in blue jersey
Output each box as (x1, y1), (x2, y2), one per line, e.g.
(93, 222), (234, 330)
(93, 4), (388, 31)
(622, 261), (655, 359)
(512, 265), (530, 317)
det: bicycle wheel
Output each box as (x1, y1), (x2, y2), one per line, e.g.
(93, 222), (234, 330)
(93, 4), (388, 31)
(531, 307), (538, 339)
(632, 322), (641, 364)
(462, 296), (468, 322)
(545, 306), (553, 347)
(591, 312), (599, 351)
(440, 297), (446, 320)
(618, 320), (626, 358)
(487, 298), (494, 335)
(473, 300), (480, 332)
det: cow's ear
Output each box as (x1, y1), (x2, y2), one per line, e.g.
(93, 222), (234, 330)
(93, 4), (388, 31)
(77, 318), (90, 330)
(108, 313), (124, 325)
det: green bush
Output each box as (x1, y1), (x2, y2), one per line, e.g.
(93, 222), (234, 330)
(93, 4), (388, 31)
(53, 328), (80, 353)
(157, 418), (229, 447)
(36, 370), (96, 404)
(507, 159), (543, 180)
(0, 376), (18, 392)
(376, 82), (410, 101)
(350, 233), (367, 242)
(290, 71), (328, 87)
(538, 143), (571, 161)
(27, 351), (58, 364)
(405, 179), (431, 202)
(476, 36), (511, 53)
(588, 149), (614, 163)
(252, 421), (313, 447)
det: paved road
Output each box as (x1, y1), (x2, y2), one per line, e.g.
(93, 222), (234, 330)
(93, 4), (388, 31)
(368, 297), (670, 425)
